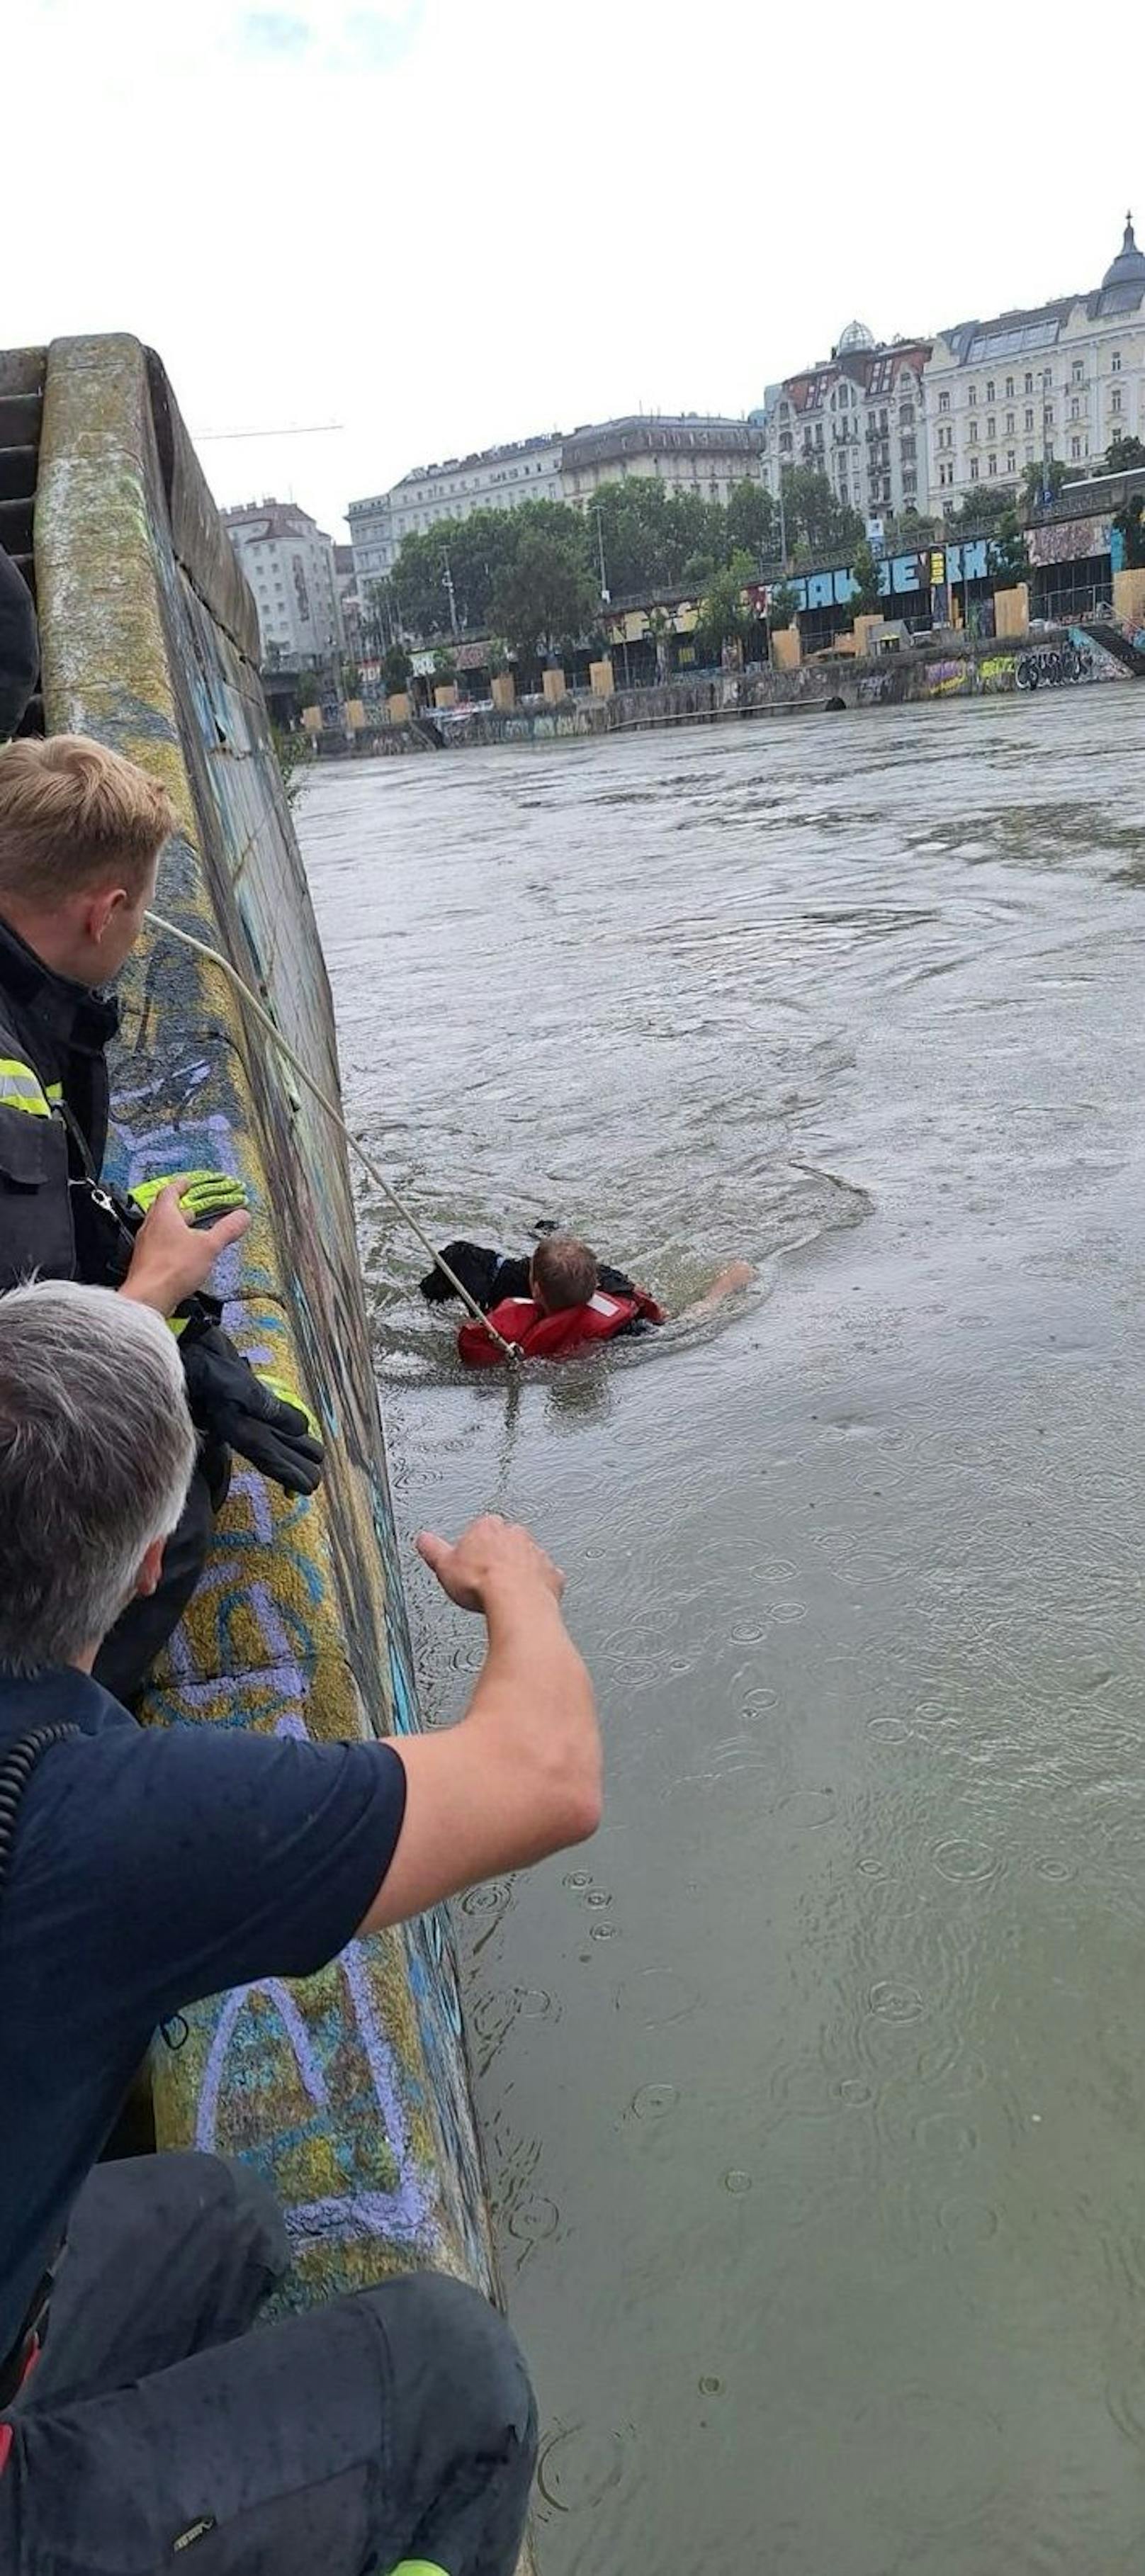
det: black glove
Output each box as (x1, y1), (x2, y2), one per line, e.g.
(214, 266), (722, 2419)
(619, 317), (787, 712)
(181, 1326), (325, 1497)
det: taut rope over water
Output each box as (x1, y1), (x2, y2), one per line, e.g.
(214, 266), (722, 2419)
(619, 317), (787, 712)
(145, 909), (521, 1367)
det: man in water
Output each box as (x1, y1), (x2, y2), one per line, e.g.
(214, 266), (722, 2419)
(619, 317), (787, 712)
(0, 731), (322, 1702)
(422, 1230), (751, 1367)
(0, 1277), (602, 2574)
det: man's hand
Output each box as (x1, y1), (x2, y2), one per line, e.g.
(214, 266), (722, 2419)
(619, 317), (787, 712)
(361, 1514), (598, 1932)
(416, 1516), (565, 1614)
(120, 1179), (249, 1317)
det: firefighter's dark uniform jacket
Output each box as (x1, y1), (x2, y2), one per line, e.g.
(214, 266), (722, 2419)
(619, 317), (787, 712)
(0, 915), (119, 1289)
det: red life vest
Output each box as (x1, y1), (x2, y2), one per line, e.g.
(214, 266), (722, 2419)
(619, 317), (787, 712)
(458, 1286), (665, 1368)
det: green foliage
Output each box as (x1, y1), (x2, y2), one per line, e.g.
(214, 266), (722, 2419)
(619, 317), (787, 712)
(381, 642), (412, 692)
(886, 505), (942, 548)
(766, 581), (800, 632)
(590, 478), (727, 597)
(1106, 434), (1145, 474)
(1115, 495), (1145, 569)
(953, 483), (1017, 531)
(724, 478), (779, 559)
(781, 467), (864, 563)
(271, 723), (312, 811)
(696, 551), (757, 656)
(490, 522), (598, 667)
(390, 500), (587, 640)
(432, 645), (458, 680)
(847, 539), (884, 620)
(389, 475), (782, 647)
(991, 510), (1028, 590)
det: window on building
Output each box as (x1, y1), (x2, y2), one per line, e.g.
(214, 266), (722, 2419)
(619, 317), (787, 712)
(1044, 405), (1054, 427)
(1005, 376), (1015, 399)
(903, 471), (917, 495)
(969, 420), (978, 442)
(1111, 388), (1123, 413)
(1025, 443), (1034, 463)
(987, 416), (996, 440)
(988, 456), (998, 476)
(1005, 411), (1015, 434)
(1025, 372), (1034, 394)
(1007, 451), (1016, 474)
(1073, 360), (1083, 383)
(1071, 438), (1082, 459)
(970, 456), (980, 481)
(968, 386), (977, 405)
(986, 378), (995, 401)
(938, 390), (950, 414)
(1025, 407), (1034, 432)
(1112, 351), (1122, 373)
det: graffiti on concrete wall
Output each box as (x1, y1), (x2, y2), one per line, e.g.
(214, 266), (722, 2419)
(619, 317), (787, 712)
(38, 334), (495, 2307)
(923, 659), (971, 696)
(977, 655), (1017, 692)
(1015, 641), (1095, 689)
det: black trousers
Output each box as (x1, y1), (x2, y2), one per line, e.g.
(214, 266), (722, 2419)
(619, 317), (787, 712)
(92, 1464), (215, 1708)
(0, 2155), (536, 2576)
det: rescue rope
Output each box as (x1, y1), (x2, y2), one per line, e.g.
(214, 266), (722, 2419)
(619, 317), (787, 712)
(143, 909), (521, 1367)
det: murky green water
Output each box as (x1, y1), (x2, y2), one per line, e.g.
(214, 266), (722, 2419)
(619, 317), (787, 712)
(301, 692), (1145, 2575)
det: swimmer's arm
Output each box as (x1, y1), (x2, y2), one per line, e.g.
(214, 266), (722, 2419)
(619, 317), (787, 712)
(675, 1260), (754, 1322)
(359, 1517), (602, 1930)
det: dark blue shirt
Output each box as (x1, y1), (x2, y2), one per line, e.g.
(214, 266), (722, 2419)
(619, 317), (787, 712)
(0, 1669), (407, 2364)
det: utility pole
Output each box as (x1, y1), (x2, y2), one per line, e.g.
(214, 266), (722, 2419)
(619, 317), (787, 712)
(594, 507), (610, 604)
(441, 552), (459, 639)
(1039, 368), (1054, 512)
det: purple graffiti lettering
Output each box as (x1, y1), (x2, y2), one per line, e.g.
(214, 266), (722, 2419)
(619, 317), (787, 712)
(195, 1954), (429, 2244)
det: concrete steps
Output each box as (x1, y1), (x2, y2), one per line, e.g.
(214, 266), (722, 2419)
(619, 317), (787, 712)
(0, 349), (45, 736)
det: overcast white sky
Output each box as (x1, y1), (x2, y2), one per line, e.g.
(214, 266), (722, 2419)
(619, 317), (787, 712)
(8, 0), (1143, 541)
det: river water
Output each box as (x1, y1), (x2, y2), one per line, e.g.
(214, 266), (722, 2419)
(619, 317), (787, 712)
(300, 692), (1145, 2576)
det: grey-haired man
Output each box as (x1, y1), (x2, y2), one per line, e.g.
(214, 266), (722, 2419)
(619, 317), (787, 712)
(0, 1279), (602, 2575)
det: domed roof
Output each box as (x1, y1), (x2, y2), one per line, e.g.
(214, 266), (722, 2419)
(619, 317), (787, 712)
(837, 319), (875, 352)
(1102, 213), (1145, 290)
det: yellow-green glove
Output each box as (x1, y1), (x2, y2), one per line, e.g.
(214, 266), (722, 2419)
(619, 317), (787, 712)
(256, 1373), (320, 1442)
(130, 1170), (249, 1225)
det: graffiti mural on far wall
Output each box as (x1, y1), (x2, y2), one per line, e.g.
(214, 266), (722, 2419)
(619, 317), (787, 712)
(1015, 642), (1095, 690)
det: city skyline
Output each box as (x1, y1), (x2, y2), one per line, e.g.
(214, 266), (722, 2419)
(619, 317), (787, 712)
(7, 0), (1141, 543)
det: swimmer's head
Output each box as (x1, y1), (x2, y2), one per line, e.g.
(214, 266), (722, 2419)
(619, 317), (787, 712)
(530, 1234), (598, 1315)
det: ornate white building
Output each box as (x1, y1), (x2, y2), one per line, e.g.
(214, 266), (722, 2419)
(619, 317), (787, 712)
(755, 322), (932, 527)
(348, 434), (564, 587)
(925, 215), (1145, 508)
(558, 415), (763, 509)
(348, 415), (765, 595)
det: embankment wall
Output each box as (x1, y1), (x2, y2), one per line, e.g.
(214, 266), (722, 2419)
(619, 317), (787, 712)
(344, 627), (1133, 757)
(33, 334), (493, 2307)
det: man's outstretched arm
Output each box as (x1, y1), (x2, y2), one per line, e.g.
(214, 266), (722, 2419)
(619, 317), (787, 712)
(360, 1517), (602, 1931)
